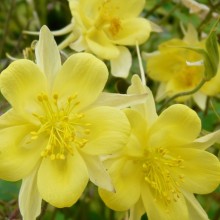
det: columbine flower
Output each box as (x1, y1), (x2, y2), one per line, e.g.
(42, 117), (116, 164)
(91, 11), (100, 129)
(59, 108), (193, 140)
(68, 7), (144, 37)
(0, 26), (131, 220)
(144, 24), (220, 109)
(57, 0), (152, 78)
(99, 75), (220, 220)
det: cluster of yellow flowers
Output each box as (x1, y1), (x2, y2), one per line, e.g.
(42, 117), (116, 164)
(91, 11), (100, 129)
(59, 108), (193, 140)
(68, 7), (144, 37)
(0, 0), (220, 220)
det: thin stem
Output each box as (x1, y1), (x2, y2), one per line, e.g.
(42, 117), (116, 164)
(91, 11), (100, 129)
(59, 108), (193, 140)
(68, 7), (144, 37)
(136, 42), (146, 86)
(158, 78), (207, 113)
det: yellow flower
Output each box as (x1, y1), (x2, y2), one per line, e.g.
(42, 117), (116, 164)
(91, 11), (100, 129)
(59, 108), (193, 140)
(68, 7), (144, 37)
(59, 0), (152, 77)
(145, 24), (220, 109)
(0, 26), (130, 219)
(99, 75), (220, 220)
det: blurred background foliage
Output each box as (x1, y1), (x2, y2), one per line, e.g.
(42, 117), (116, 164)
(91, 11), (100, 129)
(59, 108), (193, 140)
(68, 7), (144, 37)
(0, 0), (220, 219)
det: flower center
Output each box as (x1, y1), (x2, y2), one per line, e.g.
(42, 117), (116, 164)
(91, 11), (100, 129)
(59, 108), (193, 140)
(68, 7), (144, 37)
(95, 0), (122, 36)
(142, 147), (185, 207)
(31, 93), (90, 160)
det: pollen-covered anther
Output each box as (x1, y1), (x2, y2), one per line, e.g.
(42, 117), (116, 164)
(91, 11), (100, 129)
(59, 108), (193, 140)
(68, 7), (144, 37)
(34, 93), (91, 160)
(141, 148), (186, 207)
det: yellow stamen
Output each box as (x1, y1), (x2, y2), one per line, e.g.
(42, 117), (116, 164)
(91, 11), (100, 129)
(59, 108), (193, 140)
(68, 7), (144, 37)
(32, 93), (91, 160)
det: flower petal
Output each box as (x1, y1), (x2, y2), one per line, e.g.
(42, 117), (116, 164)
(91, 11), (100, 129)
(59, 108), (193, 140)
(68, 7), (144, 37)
(0, 59), (47, 111)
(99, 158), (141, 211)
(174, 148), (220, 194)
(110, 46), (132, 78)
(183, 191), (209, 220)
(105, 0), (145, 18)
(0, 128), (44, 181)
(53, 53), (108, 110)
(81, 106), (130, 155)
(19, 164), (42, 220)
(91, 92), (147, 109)
(193, 92), (207, 110)
(148, 104), (201, 148)
(37, 151), (89, 208)
(80, 151), (114, 191)
(109, 18), (151, 45)
(141, 186), (188, 220)
(127, 75), (158, 125)
(86, 28), (120, 59)
(35, 25), (61, 88)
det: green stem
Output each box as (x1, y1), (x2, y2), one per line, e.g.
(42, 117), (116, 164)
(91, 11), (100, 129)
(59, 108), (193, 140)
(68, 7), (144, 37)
(0, 0), (16, 61)
(158, 78), (207, 113)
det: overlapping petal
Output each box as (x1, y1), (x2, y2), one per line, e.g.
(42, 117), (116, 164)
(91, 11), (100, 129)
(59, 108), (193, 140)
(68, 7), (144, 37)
(0, 60), (47, 112)
(127, 75), (158, 125)
(53, 53), (108, 110)
(183, 191), (209, 220)
(80, 151), (114, 191)
(37, 152), (89, 207)
(105, 0), (145, 18)
(109, 18), (151, 45)
(81, 106), (130, 155)
(99, 158), (141, 211)
(86, 28), (120, 59)
(148, 104), (201, 148)
(141, 186), (188, 220)
(110, 46), (131, 78)
(174, 148), (220, 194)
(0, 125), (45, 181)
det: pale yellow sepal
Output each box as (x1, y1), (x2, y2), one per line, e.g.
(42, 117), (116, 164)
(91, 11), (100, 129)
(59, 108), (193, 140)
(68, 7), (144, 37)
(19, 164), (42, 220)
(183, 191), (209, 220)
(127, 74), (158, 125)
(110, 46), (132, 78)
(91, 92), (147, 109)
(80, 152), (114, 192)
(35, 25), (61, 88)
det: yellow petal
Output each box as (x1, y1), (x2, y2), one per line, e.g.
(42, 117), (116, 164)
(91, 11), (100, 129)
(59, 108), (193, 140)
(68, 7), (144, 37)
(19, 165), (42, 220)
(108, 18), (151, 45)
(0, 59), (47, 112)
(110, 46), (131, 78)
(86, 28), (120, 59)
(81, 106), (130, 155)
(37, 152), (89, 208)
(105, 0), (145, 18)
(80, 152), (114, 191)
(148, 104), (201, 148)
(35, 25), (61, 88)
(99, 158), (141, 211)
(183, 191), (209, 220)
(0, 124), (44, 181)
(141, 186), (188, 220)
(69, 0), (101, 22)
(174, 148), (220, 194)
(53, 53), (108, 110)
(127, 75), (158, 125)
